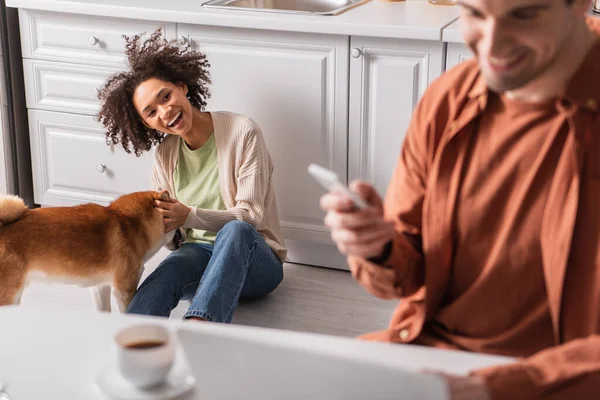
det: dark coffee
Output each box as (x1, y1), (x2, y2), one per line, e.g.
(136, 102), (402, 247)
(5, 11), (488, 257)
(124, 340), (165, 349)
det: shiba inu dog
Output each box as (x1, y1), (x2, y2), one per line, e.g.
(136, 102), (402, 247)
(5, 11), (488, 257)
(0, 190), (179, 312)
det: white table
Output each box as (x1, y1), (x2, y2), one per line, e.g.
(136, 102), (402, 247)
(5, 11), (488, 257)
(0, 306), (515, 399)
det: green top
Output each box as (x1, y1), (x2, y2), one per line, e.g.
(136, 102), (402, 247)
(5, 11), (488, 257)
(174, 133), (226, 244)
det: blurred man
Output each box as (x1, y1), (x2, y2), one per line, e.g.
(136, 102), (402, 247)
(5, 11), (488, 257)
(321, 1), (600, 398)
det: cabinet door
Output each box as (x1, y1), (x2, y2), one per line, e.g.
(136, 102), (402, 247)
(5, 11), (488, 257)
(348, 36), (444, 197)
(446, 42), (472, 71)
(28, 110), (154, 206)
(178, 25), (350, 269)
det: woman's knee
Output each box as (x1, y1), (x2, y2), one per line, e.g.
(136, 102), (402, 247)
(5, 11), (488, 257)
(141, 245), (201, 285)
(216, 220), (258, 242)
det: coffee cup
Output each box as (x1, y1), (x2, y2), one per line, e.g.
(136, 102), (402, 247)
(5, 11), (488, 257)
(114, 324), (175, 388)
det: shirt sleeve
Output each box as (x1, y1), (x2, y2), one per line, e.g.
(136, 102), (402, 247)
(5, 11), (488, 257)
(151, 147), (171, 194)
(348, 93), (431, 299)
(150, 145), (184, 250)
(472, 335), (600, 400)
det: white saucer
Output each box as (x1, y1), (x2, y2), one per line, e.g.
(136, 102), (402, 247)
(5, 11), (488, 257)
(93, 363), (196, 400)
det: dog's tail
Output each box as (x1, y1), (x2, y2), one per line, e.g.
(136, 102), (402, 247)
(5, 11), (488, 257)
(0, 195), (27, 225)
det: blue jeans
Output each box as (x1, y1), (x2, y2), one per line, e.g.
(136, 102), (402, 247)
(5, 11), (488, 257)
(127, 221), (283, 323)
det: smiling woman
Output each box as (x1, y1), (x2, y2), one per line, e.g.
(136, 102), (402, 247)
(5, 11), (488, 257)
(97, 30), (211, 156)
(96, 30), (286, 325)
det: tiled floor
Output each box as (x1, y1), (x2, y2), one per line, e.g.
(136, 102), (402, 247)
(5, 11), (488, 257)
(19, 248), (398, 338)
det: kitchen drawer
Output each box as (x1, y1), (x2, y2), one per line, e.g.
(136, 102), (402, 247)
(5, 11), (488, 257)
(29, 109), (154, 206)
(19, 9), (176, 66)
(24, 59), (121, 115)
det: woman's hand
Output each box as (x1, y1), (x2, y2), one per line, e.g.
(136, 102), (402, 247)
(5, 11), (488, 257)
(154, 198), (191, 233)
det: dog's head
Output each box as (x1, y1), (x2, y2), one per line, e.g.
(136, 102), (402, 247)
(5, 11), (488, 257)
(110, 190), (171, 218)
(109, 190), (186, 261)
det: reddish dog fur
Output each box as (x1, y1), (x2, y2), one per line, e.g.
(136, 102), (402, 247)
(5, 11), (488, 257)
(0, 190), (173, 311)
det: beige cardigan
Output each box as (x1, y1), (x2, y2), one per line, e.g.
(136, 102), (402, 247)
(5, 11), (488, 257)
(151, 111), (287, 261)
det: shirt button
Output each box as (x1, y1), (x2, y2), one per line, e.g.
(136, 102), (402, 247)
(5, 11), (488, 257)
(478, 95), (486, 110)
(586, 98), (597, 112)
(399, 329), (410, 341)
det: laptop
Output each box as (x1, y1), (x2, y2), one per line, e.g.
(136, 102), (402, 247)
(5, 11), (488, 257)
(175, 325), (505, 400)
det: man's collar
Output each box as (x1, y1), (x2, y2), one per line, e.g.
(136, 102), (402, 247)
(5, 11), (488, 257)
(467, 74), (487, 100)
(467, 75), (489, 112)
(562, 37), (600, 113)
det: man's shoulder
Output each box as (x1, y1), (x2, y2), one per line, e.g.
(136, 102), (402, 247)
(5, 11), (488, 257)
(422, 59), (482, 112)
(409, 58), (482, 144)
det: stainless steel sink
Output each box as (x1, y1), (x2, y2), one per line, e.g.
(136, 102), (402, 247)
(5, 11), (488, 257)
(203, 0), (366, 16)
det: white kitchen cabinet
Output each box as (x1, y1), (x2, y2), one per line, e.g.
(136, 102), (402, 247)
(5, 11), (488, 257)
(446, 42), (472, 71)
(18, 9), (176, 67)
(348, 36), (445, 196)
(442, 19), (472, 71)
(178, 24), (350, 268)
(28, 109), (154, 206)
(18, 10), (171, 206)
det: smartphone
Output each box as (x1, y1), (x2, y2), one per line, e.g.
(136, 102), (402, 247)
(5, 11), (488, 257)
(307, 163), (368, 209)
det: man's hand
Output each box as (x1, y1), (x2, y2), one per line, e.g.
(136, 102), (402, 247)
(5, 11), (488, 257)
(320, 180), (394, 259)
(154, 198), (191, 233)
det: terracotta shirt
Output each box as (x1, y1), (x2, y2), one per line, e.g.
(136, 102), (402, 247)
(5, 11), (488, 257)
(349, 20), (600, 400)
(436, 94), (558, 357)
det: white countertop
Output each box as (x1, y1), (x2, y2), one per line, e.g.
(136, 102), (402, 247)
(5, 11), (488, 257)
(6, 0), (459, 41)
(444, 10), (600, 44)
(0, 306), (515, 399)
(441, 18), (462, 43)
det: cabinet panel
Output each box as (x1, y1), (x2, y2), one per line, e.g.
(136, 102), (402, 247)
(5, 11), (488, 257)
(19, 9), (176, 66)
(446, 42), (472, 71)
(23, 59), (121, 115)
(29, 110), (154, 206)
(179, 25), (349, 268)
(349, 36), (444, 196)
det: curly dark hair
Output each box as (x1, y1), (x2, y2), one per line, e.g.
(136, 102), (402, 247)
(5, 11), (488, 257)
(96, 29), (211, 156)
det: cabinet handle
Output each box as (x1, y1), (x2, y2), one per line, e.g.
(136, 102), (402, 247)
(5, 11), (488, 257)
(89, 36), (99, 46)
(92, 88), (100, 97)
(178, 36), (188, 45)
(351, 48), (362, 58)
(96, 164), (106, 173)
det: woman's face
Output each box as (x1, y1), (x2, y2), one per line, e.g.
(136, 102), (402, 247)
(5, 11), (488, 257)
(132, 78), (194, 137)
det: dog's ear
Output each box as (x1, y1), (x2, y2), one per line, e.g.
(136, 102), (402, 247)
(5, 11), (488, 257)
(158, 190), (170, 202)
